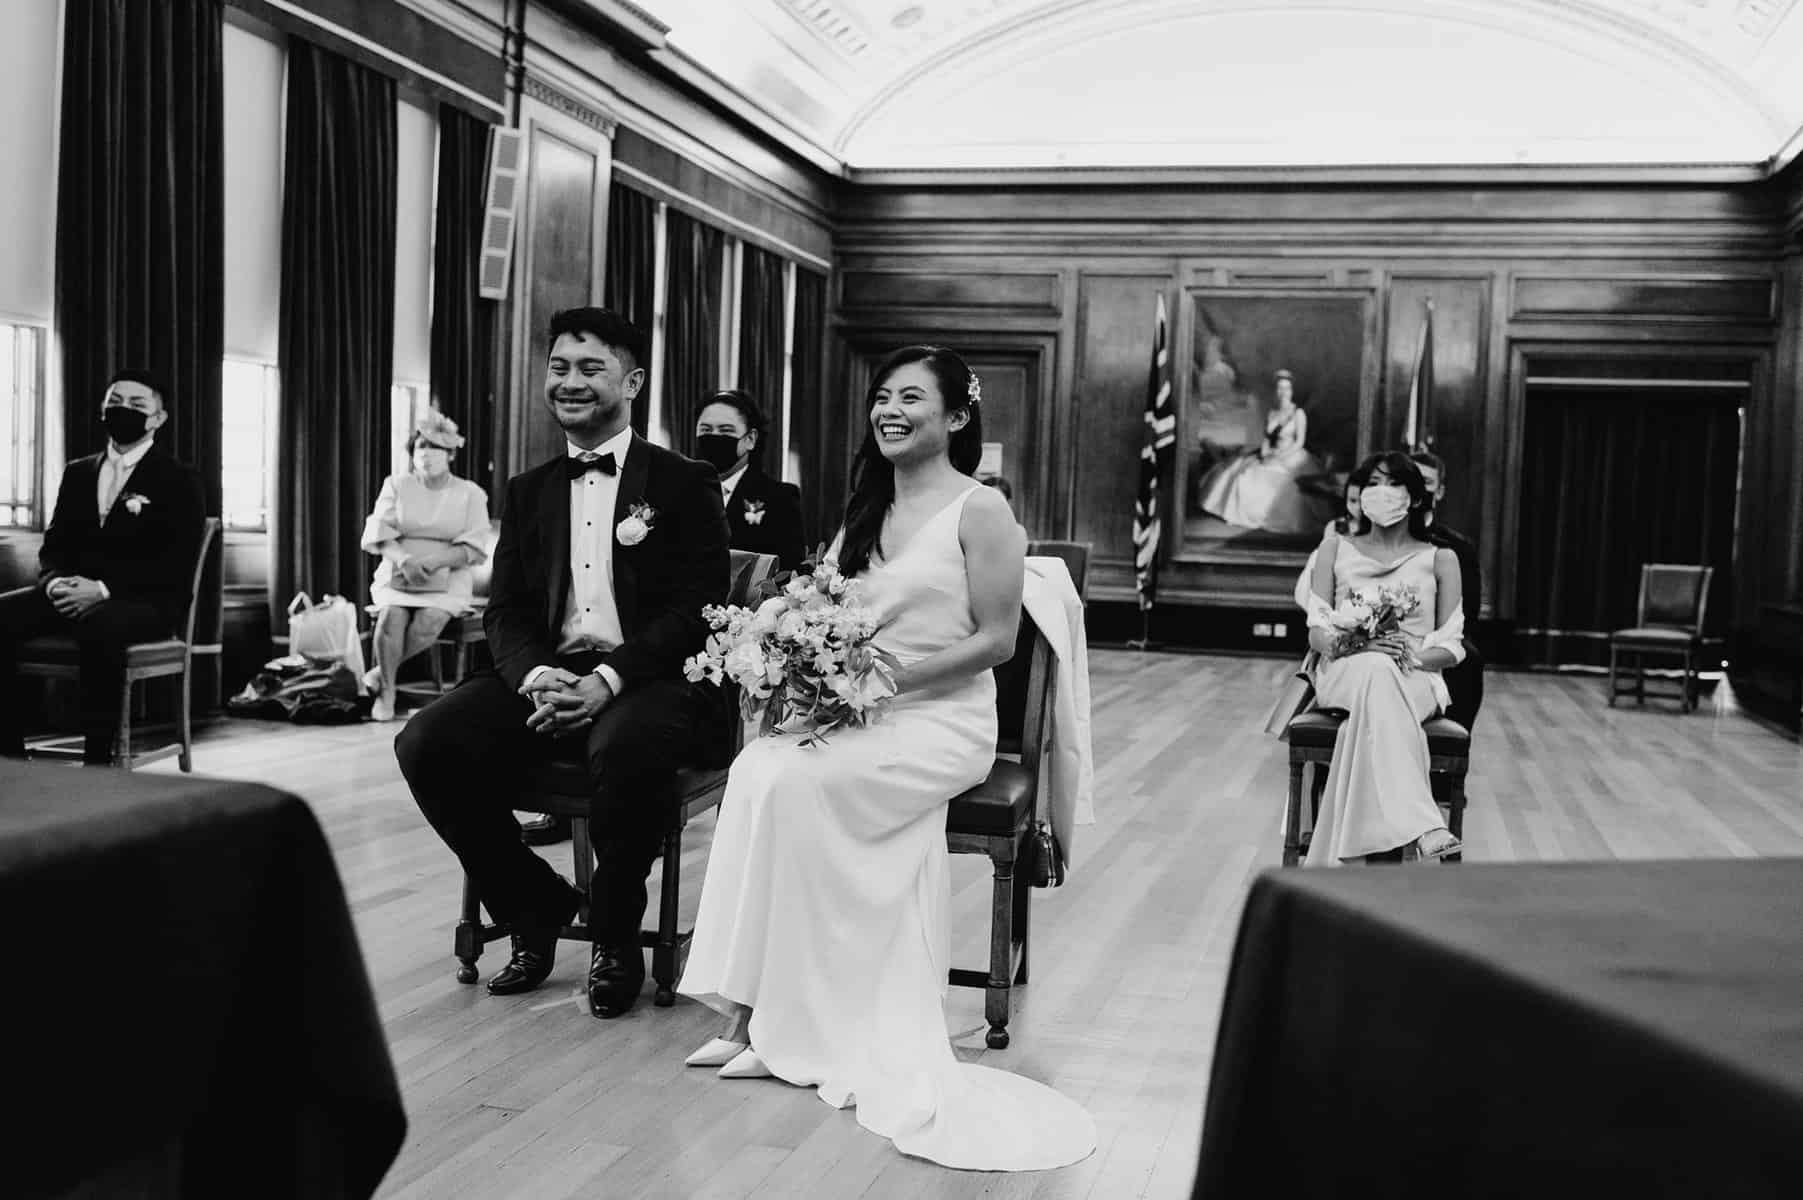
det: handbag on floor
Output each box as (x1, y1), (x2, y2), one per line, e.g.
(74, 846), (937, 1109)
(286, 591), (367, 679)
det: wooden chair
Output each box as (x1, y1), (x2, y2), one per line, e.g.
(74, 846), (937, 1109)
(946, 611), (1057, 1049)
(1610, 564), (1714, 712)
(452, 550), (778, 1005)
(1026, 540), (1092, 603)
(19, 518), (222, 772)
(1282, 707), (1470, 867)
(390, 519), (498, 698)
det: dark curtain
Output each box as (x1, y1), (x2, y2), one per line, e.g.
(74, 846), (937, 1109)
(1514, 386), (1741, 666)
(274, 41), (396, 622)
(604, 182), (657, 434)
(430, 104), (497, 503)
(660, 210), (726, 451)
(737, 244), (788, 472)
(55, 0), (224, 507)
(789, 267), (829, 541)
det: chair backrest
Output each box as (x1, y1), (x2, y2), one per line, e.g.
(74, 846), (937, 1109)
(1638, 563), (1713, 636)
(993, 611), (1056, 763)
(181, 518), (222, 648)
(728, 550), (778, 606)
(1027, 540), (1091, 603)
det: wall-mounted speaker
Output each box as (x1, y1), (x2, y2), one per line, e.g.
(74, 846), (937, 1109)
(478, 126), (525, 300)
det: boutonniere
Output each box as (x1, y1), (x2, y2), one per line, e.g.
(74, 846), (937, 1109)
(617, 499), (656, 547)
(121, 492), (150, 516)
(743, 499), (766, 526)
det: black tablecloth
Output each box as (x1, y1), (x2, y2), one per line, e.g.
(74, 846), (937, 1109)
(1196, 860), (1803, 1199)
(0, 761), (405, 1199)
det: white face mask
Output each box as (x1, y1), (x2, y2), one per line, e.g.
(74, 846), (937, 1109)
(1360, 484), (1411, 528)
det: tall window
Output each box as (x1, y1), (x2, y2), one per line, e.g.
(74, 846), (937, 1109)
(0, 323), (46, 528)
(391, 381), (429, 478)
(221, 357), (277, 531)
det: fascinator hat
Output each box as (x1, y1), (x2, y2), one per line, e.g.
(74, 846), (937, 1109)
(414, 408), (465, 451)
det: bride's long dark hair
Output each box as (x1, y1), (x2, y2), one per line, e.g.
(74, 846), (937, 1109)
(836, 345), (984, 579)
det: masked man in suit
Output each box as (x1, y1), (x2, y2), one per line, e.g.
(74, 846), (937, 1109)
(0, 369), (205, 764)
(1410, 450), (1484, 729)
(396, 307), (731, 1019)
(693, 389), (806, 573)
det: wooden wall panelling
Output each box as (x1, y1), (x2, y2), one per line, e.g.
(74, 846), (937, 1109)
(1383, 276), (1490, 553)
(1511, 274), (1777, 324)
(1070, 272), (1171, 600)
(503, 90), (613, 478)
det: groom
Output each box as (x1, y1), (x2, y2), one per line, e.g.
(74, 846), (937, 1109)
(395, 306), (730, 1018)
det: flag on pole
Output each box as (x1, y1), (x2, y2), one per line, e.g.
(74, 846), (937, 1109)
(1132, 293), (1175, 613)
(1403, 297), (1435, 450)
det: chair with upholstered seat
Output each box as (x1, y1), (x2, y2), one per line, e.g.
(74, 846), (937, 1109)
(451, 550), (777, 1005)
(1609, 564), (1714, 712)
(1026, 540), (1091, 604)
(1282, 707), (1470, 867)
(946, 611), (1057, 1049)
(19, 518), (221, 772)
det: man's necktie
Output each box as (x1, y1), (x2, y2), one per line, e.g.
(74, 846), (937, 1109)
(567, 452), (617, 480)
(98, 457), (121, 523)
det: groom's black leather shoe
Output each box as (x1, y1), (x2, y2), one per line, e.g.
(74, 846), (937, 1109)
(487, 930), (560, 995)
(586, 944), (645, 1018)
(520, 814), (571, 846)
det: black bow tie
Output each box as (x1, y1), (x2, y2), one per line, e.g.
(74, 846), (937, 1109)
(567, 452), (617, 480)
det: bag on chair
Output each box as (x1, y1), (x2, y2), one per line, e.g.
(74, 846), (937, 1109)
(286, 592), (367, 679)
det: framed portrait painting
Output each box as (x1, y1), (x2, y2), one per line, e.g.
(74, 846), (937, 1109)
(1177, 288), (1378, 559)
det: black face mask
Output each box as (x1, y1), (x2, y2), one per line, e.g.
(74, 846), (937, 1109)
(102, 407), (152, 445)
(695, 433), (745, 474)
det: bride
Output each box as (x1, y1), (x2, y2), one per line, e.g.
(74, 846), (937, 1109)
(676, 345), (1097, 1171)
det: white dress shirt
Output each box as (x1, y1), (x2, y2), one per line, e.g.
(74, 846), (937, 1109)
(524, 427), (633, 697)
(97, 436), (155, 523)
(719, 463), (748, 507)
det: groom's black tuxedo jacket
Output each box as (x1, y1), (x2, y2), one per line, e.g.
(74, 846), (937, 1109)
(724, 464), (806, 573)
(484, 433), (731, 693)
(39, 446), (206, 626)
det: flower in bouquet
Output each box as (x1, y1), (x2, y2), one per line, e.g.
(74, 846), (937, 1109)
(683, 551), (895, 746)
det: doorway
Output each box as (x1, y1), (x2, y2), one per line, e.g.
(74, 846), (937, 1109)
(1512, 366), (1744, 668)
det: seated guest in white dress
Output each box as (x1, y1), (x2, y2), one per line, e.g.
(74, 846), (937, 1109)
(677, 345), (1096, 1171)
(1304, 452), (1465, 865)
(359, 411), (491, 720)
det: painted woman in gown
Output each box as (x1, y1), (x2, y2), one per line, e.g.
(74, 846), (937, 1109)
(1198, 369), (1332, 534)
(678, 346), (1097, 1171)
(1304, 451), (1465, 865)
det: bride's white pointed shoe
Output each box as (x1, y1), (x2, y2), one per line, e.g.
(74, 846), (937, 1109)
(717, 1048), (772, 1079)
(685, 1037), (748, 1068)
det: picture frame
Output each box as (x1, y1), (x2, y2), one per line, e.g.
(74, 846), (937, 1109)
(1175, 288), (1379, 562)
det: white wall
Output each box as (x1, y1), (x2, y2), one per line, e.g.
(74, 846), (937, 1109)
(0, 1), (62, 322)
(223, 21), (285, 362)
(394, 96), (437, 388)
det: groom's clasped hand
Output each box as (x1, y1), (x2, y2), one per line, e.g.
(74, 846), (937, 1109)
(520, 667), (613, 736)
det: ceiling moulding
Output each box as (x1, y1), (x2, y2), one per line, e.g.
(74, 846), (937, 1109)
(538, 0), (670, 51)
(839, 162), (1772, 189)
(650, 43), (849, 176)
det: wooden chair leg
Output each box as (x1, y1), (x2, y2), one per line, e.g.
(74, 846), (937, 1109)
(1283, 757), (1305, 867)
(1636, 652), (1647, 707)
(1011, 843), (1031, 985)
(1607, 643), (1619, 707)
(571, 817), (594, 926)
(115, 674), (133, 768)
(1683, 649), (1696, 712)
(984, 845), (1016, 1049)
(429, 642), (446, 694)
(1445, 769), (1467, 863)
(178, 662), (194, 773)
(651, 824), (682, 1007)
(454, 873), (484, 983)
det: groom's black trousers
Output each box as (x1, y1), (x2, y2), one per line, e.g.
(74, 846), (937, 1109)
(395, 660), (717, 947)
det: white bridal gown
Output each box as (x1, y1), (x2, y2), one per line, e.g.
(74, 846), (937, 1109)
(678, 484), (1097, 1171)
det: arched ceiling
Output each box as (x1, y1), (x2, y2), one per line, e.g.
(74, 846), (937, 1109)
(618, 0), (1803, 171)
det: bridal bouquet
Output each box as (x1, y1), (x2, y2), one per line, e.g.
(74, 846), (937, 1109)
(683, 554), (896, 746)
(1326, 583), (1422, 660)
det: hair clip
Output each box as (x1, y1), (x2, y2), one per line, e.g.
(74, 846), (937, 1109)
(966, 374), (982, 406)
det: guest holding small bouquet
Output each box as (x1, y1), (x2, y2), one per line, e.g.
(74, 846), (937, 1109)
(1304, 452), (1466, 866)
